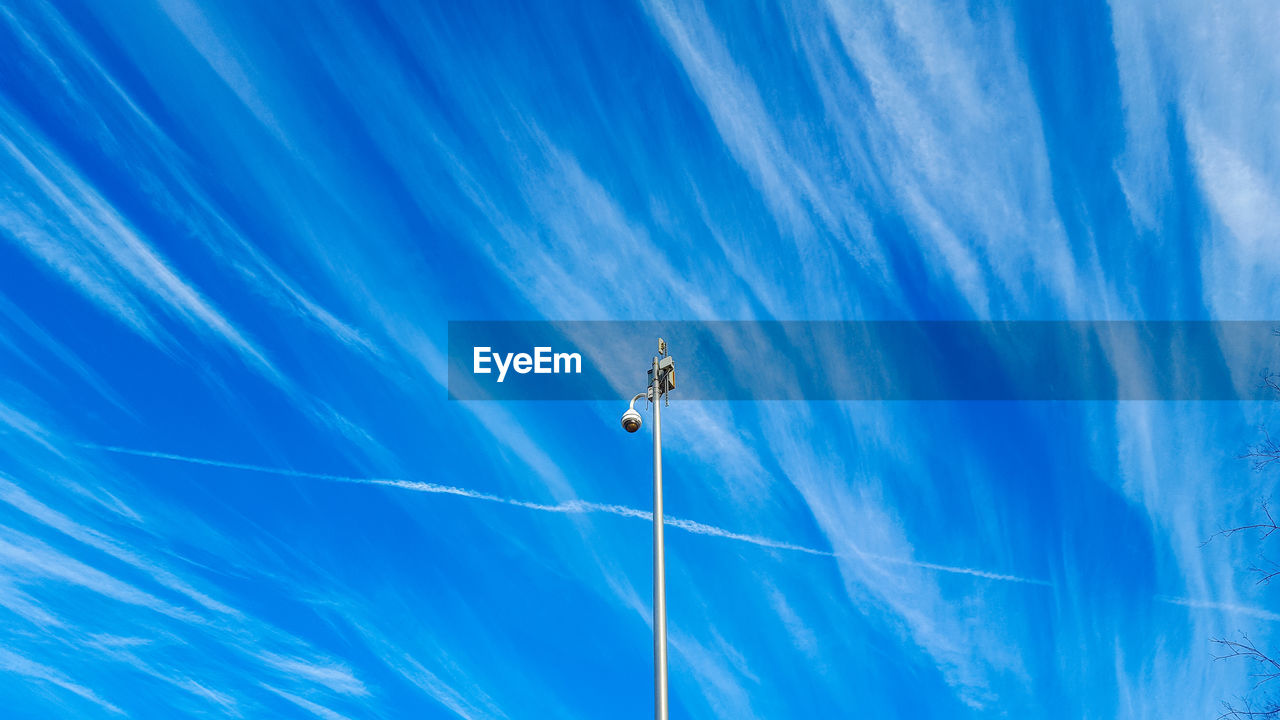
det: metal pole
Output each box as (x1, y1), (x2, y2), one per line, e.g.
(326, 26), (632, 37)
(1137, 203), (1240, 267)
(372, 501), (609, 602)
(651, 355), (668, 720)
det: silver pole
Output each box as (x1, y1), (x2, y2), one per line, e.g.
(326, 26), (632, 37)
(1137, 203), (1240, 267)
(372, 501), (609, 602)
(651, 355), (668, 720)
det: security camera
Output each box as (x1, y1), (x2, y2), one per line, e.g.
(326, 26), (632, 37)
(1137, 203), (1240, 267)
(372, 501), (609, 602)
(621, 408), (643, 433)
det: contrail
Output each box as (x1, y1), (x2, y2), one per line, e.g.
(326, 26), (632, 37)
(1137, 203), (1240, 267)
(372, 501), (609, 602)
(79, 444), (1050, 586)
(1156, 596), (1280, 622)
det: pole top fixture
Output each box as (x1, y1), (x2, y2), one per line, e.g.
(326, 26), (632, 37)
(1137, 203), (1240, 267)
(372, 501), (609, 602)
(649, 340), (675, 405)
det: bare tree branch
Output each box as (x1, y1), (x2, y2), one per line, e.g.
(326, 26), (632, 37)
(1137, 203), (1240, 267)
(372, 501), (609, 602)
(1211, 334), (1280, 716)
(1206, 499), (1280, 548)
(1219, 696), (1280, 720)
(1213, 500), (1280, 717)
(1214, 635), (1280, 678)
(1242, 431), (1280, 473)
(1249, 558), (1280, 587)
(1265, 372), (1280, 397)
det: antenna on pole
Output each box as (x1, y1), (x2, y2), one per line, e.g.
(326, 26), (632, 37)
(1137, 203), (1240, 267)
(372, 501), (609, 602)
(650, 340), (675, 407)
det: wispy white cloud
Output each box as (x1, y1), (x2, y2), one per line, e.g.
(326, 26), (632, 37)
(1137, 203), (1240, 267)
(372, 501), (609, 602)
(1096, 399), (1270, 716)
(0, 398), (469, 717)
(762, 580), (819, 660)
(0, 646), (124, 715)
(812, 0), (1095, 317)
(255, 652), (368, 698)
(0, 527), (203, 622)
(0, 104), (395, 469)
(0, 294), (134, 416)
(0, 116), (275, 375)
(0, 576), (65, 628)
(325, 608), (510, 720)
(641, 0), (871, 247)
(260, 684), (353, 720)
(1109, 0), (1280, 319)
(0, 473), (239, 617)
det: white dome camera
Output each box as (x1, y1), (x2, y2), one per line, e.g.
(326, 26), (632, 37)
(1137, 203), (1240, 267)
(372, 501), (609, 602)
(621, 408), (643, 433)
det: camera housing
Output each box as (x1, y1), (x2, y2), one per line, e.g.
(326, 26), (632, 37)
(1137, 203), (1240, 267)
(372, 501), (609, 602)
(621, 408), (643, 433)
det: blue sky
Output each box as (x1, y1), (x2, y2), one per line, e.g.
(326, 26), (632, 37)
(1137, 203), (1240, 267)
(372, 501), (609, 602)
(2, 0), (1280, 717)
